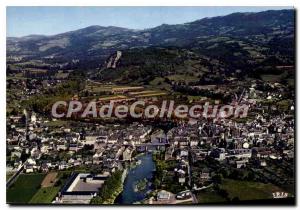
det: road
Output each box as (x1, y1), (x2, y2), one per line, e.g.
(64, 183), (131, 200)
(191, 192), (198, 203)
(6, 160), (27, 188)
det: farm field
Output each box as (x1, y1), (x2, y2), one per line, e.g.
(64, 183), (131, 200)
(85, 81), (169, 101)
(196, 179), (284, 203)
(41, 172), (58, 187)
(220, 179), (282, 201)
(197, 189), (227, 204)
(29, 171), (72, 204)
(85, 81), (128, 93)
(6, 173), (45, 204)
(29, 186), (60, 204)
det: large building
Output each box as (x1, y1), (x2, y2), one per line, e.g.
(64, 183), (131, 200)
(57, 172), (109, 204)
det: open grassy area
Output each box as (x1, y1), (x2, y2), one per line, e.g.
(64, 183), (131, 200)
(260, 74), (282, 82)
(6, 172), (14, 181)
(187, 95), (206, 101)
(196, 179), (283, 204)
(167, 74), (198, 82)
(149, 77), (165, 86)
(148, 77), (172, 91)
(44, 120), (70, 128)
(220, 179), (282, 201)
(197, 189), (227, 204)
(6, 173), (45, 204)
(260, 71), (289, 83)
(85, 85), (113, 92)
(287, 78), (295, 87)
(7, 73), (27, 80)
(29, 187), (60, 204)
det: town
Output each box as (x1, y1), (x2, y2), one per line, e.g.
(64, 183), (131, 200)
(6, 74), (295, 204)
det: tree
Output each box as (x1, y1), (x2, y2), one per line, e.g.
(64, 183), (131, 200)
(212, 174), (223, 184)
(219, 189), (229, 200)
(90, 170), (123, 204)
(231, 197), (240, 202)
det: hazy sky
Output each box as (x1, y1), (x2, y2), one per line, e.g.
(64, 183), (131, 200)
(7, 6), (292, 37)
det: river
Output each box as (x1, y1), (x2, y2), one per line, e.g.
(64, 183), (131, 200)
(115, 152), (156, 204)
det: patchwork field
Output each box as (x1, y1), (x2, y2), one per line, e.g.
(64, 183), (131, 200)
(85, 81), (168, 102)
(6, 171), (72, 204)
(98, 95), (128, 101)
(85, 82), (127, 93)
(29, 171), (72, 204)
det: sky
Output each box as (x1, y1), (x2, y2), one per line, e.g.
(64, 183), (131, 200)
(7, 6), (292, 37)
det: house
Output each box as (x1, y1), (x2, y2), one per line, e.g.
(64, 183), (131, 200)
(96, 136), (108, 143)
(41, 145), (50, 154)
(236, 159), (248, 168)
(107, 138), (118, 144)
(227, 149), (252, 159)
(210, 148), (226, 161)
(190, 138), (199, 147)
(260, 160), (267, 167)
(31, 147), (41, 159)
(151, 132), (167, 144)
(200, 169), (211, 181)
(178, 176), (185, 185)
(69, 144), (79, 152)
(11, 151), (22, 159)
(165, 146), (175, 160)
(73, 160), (82, 167)
(122, 147), (133, 161)
(176, 169), (186, 185)
(157, 190), (171, 201)
(191, 148), (208, 162)
(56, 141), (68, 151)
(180, 150), (188, 158)
(27, 158), (36, 165)
(59, 161), (69, 170)
(41, 163), (49, 173)
(93, 148), (105, 159)
(25, 165), (34, 173)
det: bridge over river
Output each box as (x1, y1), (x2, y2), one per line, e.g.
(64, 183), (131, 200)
(135, 142), (169, 152)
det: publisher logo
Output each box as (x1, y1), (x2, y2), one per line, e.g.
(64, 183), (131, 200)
(272, 192), (288, 199)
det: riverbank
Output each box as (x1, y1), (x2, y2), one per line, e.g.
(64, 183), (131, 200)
(90, 170), (127, 204)
(115, 152), (156, 204)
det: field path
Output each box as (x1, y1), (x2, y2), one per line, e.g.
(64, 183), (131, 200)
(41, 172), (58, 188)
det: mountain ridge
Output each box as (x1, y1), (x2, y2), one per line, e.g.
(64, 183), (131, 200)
(7, 9), (293, 39)
(7, 9), (295, 81)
